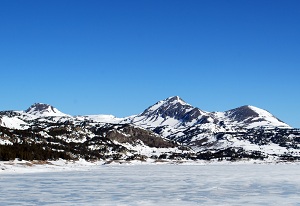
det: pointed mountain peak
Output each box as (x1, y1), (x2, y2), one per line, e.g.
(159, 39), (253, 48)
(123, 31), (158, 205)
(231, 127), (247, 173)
(165, 96), (183, 102)
(142, 96), (191, 114)
(25, 103), (67, 117)
(137, 96), (206, 124)
(164, 96), (189, 106)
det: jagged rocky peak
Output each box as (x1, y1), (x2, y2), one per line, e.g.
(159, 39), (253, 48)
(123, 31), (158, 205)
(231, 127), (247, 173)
(26, 103), (54, 112)
(25, 103), (67, 117)
(165, 96), (189, 105)
(140, 96), (205, 122)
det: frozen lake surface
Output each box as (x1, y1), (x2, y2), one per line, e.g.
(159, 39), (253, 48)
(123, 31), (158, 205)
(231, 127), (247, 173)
(1, 164), (300, 205)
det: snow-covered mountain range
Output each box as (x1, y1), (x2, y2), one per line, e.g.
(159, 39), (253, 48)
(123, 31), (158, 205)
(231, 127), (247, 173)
(126, 96), (290, 136)
(0, 96), (290, 134)
(0, 96), (299, 162)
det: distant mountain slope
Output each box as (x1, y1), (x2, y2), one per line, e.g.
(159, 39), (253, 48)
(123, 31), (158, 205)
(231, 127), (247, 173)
(25, 103), (68, 117)
(222, 105), (290, 129)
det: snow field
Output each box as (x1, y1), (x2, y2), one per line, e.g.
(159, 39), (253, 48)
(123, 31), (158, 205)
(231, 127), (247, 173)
(1, 163), (300, 205)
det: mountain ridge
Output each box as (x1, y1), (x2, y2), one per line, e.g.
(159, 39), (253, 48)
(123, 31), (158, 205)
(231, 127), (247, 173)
(127, 96), (290, 131)
(0, 96), (292, 130)
(1, 96), (299, 163)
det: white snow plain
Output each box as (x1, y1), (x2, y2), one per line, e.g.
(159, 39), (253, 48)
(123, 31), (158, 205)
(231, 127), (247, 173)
(1, 163), (300, 205)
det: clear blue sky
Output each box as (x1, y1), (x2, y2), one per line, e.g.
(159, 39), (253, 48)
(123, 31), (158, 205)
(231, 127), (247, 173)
(1, 0), (299, 127)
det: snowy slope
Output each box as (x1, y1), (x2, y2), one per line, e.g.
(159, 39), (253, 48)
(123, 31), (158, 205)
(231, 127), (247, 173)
(0, 115), (28, 130)
(82, 115), (124, 124)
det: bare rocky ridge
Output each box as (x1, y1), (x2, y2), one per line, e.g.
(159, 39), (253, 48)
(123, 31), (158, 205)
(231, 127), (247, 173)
(26, 103), (56, 113)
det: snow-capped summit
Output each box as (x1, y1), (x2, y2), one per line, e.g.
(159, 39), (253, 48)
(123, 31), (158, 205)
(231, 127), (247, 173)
(165, 96), (191, 106)
(140, 96), (204, 120)
(25, 103), (67, 117)
(141, 96), (189, 114)
(128, 96), (211, 130)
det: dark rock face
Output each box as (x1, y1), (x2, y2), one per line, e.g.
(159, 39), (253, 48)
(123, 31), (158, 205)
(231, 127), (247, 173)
(224, 105), (285, 125)
(26, 103), (56, 114)
(155, 103), (194, 120)
(105, 124), (177, 148)
(225, 105), (259, 123)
